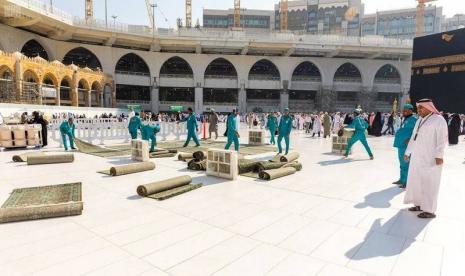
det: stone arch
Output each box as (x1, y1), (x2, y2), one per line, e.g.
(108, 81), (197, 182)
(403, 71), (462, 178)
(21, 39), (49, 61)
(333, 62), (362, 82)
(59, 76), (73, 104)
(373, 64), (402, 85)
(42, 73), (58, 86)
(63, 47), (102, 70)
(23, 70), (39, 83)
(77, 79), (91, 107)
(248, 59), (281, 80)
(0, 65), (14, 78)
(115, 53), (150, 76)
(204, 58), (238, 78)
(91, 81), (103, 107)
(291, 61), (322, 81)
(159, 56), (194, 77)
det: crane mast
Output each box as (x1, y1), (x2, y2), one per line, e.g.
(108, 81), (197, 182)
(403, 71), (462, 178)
(145, 0), (156, 29)
(85, 0), (93, 21)
(416, 0), (436, 37)
(279, 0), (288, 31)
(186, 0), (192, 28)
(234, 0), (241, 28)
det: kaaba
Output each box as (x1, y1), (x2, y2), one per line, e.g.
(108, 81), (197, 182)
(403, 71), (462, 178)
(410, 28), (465, 113)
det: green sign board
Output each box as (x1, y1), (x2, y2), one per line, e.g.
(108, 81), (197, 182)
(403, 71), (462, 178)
(127, 105), (142, 113)
(170, 106), (184, 112)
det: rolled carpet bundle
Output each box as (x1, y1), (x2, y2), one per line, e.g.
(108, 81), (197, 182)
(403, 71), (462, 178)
(255, 161), (287, 172)
(238, 159), (260, 174)
(27, 153), (74, 165)
(178, 152), (194, 161)
(280, 152), (300, 163)
(269, 155), (283, 163)
(193, 151), (207, 160)
(109, 162), (155, 176)
(137, 176), (202, 200)
(150, 152), (177, 158)
(283, 162), (303, 171)
(12, 152), (46, 162)
(259, 167), (297, 180)
(188, 159), (207, 171)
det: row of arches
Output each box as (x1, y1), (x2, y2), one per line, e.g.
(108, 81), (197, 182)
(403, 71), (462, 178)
(19, 39), (402, 85)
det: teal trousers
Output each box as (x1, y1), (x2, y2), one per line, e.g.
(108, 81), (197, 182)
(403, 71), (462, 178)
(345, 133), (373, 157)
(184, 131), (200, 147)
(61, 132), (74, 150)
(277, 135), (290, 155)
(397, 147), (409, 185)
(225, 135), (239, 151)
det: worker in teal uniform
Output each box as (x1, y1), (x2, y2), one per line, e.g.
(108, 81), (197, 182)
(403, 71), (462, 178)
(225, 109), (240, 151)
(344, 108), (374, 159)
(128, 112), (141, 139)
(266, 111), (278, 145)
(59, 117), (76, 151)
(182, 107), (200, 147)
(277, 108), (293, 155)
(141, 123), (161, 153)
(392, 104), (417, 188)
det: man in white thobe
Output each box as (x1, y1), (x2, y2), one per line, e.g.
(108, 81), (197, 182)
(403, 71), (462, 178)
(404, 99), (448, 219)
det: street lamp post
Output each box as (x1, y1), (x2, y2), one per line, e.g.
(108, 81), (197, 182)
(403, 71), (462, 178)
(112, 15), (118, 28)
(151, 3), (156, 39)
(105, 0), (108, 27)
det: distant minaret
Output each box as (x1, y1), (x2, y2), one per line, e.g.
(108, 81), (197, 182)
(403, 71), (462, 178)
(85, 0), (93, 21)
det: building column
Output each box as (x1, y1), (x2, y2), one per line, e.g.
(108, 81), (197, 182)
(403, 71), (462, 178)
(151, 87), (160, 113)
(320, 85), (333, 112)
(100, 92), (104, 108)
(280, 80), (289, 112)
(37, 83), (43, 105)
(195, 87), (203, 114)
(87, 90), (92, 107)
(15, 58), (22, 101)
(55, 85), (61, 106)
(238, 84), (246, 114)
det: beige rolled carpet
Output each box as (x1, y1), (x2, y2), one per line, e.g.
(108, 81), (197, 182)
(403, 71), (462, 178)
(193, 151), (207, 160)
(283, 162), (303, 171)
(12, 152), (46, 162)
(150, 152), (177, 159)
(101, 162), (156, 176)
(255, 161), (288, 172)
(280, 152), (300, 163)
(137, 175), (202, 200)
(27, 154), (74, 165)
(269, 155), (283, 163)
(0, 182), (83, 223)
(259, 167), (297, 180)
(178, 152), (194, 161)
(238, 159), (260, 174)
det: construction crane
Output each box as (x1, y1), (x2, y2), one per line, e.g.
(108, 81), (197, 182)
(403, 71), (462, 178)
(234, 0), (241, 28)
(145, 0), (156, 29)
(185, 0), (192, 28)
(416, 0), (436, 37)
(85, 0), (93, 21)
(279, 0), (288, 31)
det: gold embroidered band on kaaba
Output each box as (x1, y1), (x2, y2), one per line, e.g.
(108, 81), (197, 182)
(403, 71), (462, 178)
(412, 54), (465, 68)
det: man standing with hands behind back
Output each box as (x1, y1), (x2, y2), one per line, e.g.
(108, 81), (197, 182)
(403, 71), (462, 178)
(404, 99), (448, 219)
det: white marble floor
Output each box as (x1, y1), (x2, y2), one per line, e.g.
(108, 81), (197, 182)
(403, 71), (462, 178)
(0, 131), (464, 276)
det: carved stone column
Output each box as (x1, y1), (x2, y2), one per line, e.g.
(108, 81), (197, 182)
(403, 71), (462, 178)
(238, 81), (246, 114)
(280, 80), (289, 112)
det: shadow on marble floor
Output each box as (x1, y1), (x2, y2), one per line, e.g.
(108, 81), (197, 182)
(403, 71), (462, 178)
(354, 186), (403, 209)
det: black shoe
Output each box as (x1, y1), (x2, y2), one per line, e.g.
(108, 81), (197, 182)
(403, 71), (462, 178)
(392, 180), (402, 185)
(398, 184), (406, 189)
(71, 147), (77, 150)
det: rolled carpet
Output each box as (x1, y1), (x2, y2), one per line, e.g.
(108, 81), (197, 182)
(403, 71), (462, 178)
(283, 162), (303, 171)
(193, 151), (207, 160)
(109, 162), (155, 176)
(150, 152), (177, 158)
(12, 152), (46, 162)
(178, 152), (194, 161)
(259, 167), (297, 180)
(187, 159), (207, 171)
(280, 152), (300, 163)
(27, 154), (74, 165)
(269, 155), (283, 163)
(255, 161), (287, 172)
(137, 175), (193, 197)
(238, 159), (260, 174)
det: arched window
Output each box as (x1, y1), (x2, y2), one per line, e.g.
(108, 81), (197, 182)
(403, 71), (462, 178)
(334, 63), (362, 82)
(205, 58), (237, 78)
(160, 57), (193, 77)
(63, 47), (102, 70)
(21, 40), (49, 60)
(374, 64), (401, 84)
(249, 59), (280, 80)
(292, 62), (321, 81)
(115, 53), (150, 76)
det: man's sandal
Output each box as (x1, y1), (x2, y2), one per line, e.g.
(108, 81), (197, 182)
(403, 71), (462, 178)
(408, 206), (422, 212)
(418, 212), (436, 219)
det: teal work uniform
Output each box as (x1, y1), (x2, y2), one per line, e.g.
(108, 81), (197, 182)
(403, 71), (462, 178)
(393, 115), (417, 185)
(345, 116), (373, 157)
(59, 121), (75, 150)
(141, 124), (161, 152)
(183, 113), (200, 147)
(266, 114), (278, 145)
(128, 116), (141, 139)
(277, 115), (293, 155)
(224, 114), (239, 151)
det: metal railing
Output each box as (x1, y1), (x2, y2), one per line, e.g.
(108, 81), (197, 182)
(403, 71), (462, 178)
(6, 0), (413, 49)
(159, 74), (194, 79)
(249, 75), (281, 81)
(291, 76), (322, 82)
(115, 70), (151, 77)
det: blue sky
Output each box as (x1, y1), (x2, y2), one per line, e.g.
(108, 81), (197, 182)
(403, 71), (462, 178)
(50, 0), (464, 28)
